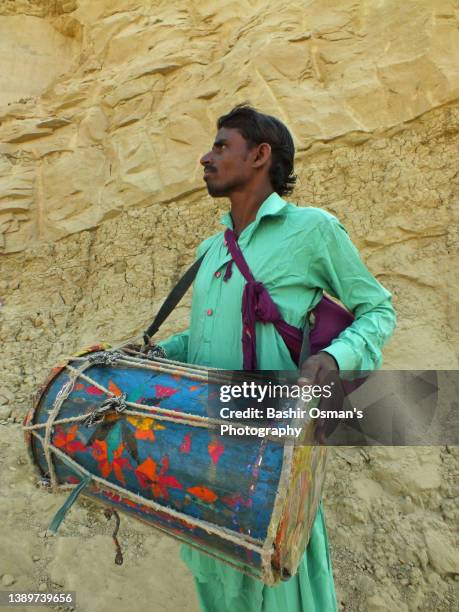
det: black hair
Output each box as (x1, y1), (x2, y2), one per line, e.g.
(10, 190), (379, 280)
(217, 104), (297, 196)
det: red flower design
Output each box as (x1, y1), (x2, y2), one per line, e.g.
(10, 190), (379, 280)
(102, 491), (137, 509)
(92, 439), (131, 484)
(179, 433), (192, 453)
(135, 455), (182, 500)
(155, 384), (178, 399)
(208, 439), (224, 465)
(121, 497), (139, 509)
(53, 425), (86, 454)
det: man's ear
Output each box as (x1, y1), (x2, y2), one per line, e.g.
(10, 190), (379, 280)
(252, 142), (272, 168)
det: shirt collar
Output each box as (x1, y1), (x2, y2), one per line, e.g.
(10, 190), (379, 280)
(220, 192), (289, 231)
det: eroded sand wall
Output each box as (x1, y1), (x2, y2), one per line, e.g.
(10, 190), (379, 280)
(0, 1), (458, 610)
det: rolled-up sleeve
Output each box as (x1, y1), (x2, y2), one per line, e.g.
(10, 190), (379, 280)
(309, 217), (397, 371)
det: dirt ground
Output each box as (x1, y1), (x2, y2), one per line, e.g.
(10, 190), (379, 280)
(0, 413), (457, 611)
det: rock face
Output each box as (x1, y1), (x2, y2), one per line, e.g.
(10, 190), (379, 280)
(0, 1), (458, 611)
(1, 0), (458, 255)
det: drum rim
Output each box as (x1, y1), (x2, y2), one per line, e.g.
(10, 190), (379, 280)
(23, 343), (111, 481)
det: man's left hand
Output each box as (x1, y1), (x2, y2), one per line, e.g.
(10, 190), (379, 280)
(299, 351), (338, 386)
(299, 352), (341, 444)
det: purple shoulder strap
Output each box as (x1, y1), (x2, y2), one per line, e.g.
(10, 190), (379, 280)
(223, 228), (355, 370)
(310, 295), (355, 355)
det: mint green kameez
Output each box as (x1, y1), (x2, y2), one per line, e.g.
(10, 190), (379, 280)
(160, 193), (396, 612)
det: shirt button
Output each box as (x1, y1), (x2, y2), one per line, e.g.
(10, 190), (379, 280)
(206, 309), (213, 316)
(215, 271), (221, 278)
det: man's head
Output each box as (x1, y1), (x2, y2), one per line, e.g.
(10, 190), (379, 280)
(200, 104), (297, 198)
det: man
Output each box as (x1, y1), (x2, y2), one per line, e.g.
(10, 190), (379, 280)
(158, 105), (396, 611)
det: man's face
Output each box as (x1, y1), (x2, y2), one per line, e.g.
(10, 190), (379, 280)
(200, 127), (255, 197)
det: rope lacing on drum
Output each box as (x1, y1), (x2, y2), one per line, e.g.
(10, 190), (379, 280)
(144, 345), (167, 361)
(88, 350), (124, 366)
(83, 393), (128, 427)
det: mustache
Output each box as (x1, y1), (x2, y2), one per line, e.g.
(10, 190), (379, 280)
(204, 167), (217, 173)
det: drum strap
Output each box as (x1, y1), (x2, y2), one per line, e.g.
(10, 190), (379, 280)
(143, 231), (355, 370)
(48, 473), (92, 534)
(222, 229), (357, 370)
(223, 228), (303, 369)
(142, 245), (306, 366)
(143, 253), (207, 346)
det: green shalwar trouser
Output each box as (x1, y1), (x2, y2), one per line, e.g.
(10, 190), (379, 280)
(181, 503), (338, 612)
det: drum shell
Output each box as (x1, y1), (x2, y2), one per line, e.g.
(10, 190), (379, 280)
(24, 348), (327, 584)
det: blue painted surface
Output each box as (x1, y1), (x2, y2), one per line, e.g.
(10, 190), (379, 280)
(31, 359), (287, 571)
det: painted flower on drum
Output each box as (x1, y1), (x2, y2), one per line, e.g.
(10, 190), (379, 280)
(135, 455), (183, 500)
(91, 439), (131, 485)
(207, 439), (224, 465)
(186, 485), (218, 504)
(53, 425), (86, 454)
(179, 433), (192, 453)
(126, 415), (166, 441)
(154, 384), (178, 399)
(102, 490), (139, 509)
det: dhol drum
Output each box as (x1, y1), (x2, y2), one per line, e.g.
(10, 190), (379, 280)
(24, 346), (327, 585)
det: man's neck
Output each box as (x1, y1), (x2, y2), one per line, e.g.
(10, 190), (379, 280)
(229, 185), (274, 236)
